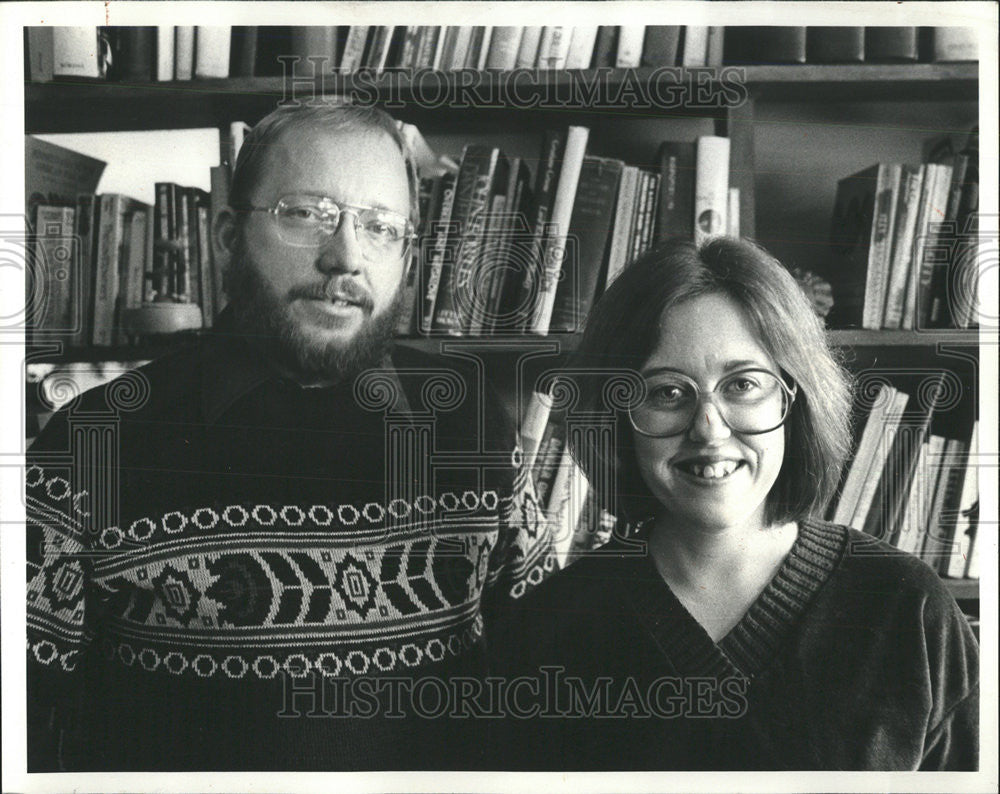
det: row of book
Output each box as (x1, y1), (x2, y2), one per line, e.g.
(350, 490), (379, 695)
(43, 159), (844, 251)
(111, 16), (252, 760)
(26, 25), (978, 83)
(396, 127), (737, 337)
(830, 381), (980, 580)
(28, 180), (224, 348)
(828, 128), (980, 330)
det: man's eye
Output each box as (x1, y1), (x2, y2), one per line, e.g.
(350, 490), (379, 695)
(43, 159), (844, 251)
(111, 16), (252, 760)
(364, 220), (401, 241)
(283, 206), (322, 222)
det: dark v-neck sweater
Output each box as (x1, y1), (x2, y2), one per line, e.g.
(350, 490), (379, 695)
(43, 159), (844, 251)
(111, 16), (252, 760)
(490, 519), (978, 770)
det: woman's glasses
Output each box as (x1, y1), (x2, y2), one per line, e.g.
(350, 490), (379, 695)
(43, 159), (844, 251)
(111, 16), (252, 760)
(629, 368), (797, 437)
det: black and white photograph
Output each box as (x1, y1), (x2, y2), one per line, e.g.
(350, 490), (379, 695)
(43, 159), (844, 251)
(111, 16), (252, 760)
(1, 1), (996, 791)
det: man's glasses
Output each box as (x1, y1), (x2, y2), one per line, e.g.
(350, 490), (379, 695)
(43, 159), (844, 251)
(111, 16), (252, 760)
(239, 194), (415, 262)
(628, 368), (797, 437)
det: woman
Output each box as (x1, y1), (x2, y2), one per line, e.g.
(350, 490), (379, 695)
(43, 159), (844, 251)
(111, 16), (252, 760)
(494, 238), (978, 770)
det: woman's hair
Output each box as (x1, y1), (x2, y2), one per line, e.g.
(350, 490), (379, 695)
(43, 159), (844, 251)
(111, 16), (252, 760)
(568, 237), (853, 526)
(228, 102), (420, 228)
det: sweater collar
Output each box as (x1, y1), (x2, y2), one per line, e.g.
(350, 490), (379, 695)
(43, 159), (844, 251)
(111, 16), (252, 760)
(618, 519), (848, 679)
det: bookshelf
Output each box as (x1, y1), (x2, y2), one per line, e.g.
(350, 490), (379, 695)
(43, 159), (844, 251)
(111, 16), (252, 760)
(24, 40), (982, 601)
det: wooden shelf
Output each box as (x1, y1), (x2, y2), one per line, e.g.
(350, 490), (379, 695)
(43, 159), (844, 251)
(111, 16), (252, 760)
(825, 329), (980, 347)
(24, 63), (978, 133)
(943, 578), (980, 601)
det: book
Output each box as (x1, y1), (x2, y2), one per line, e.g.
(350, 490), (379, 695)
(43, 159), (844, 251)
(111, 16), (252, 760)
(174, 187), (193, 302)
(550, 156), (623, 332)
(530, 126), (590, 335)
(516, 27), (543, 69)
(642, 26), (681, 67)
(945, 423), (978, 577)
(681, 26), (710, 67)
(340, 26), (370, 72)
(111, 27), (155, 82)
(26, 27), (54, 82)
(485, 27), (524, 70)
(466, 191), (508, 336)
(229, 26), (258, 77)
(364, 26), (396, 72)
(174, 26), (195, 80)
(71, 193), (99, 347)
(848, 387), (910, 533)
(893, 437), (937, 555)
(565, 26), (599, 69)
(432, 146), (503, 334)
(806, 27), (865, 63)
(706, 26), (725, 67)
(592, 26), (617, 68)
(417, 26), (444, 70)
(397, 26), (421, 69)
(537, 26), (572, 69)
(92, 194), (145, 346)
(420, 173), (457, 332)
(474, 27), (495, 71)
(655, 140), (696, 242)
(520, 390), (554, 471)
(831, 383), (901, 525)
(443, 26), (474, 70)
(615, 26), (645, 68)
(725, 26), (806, 64)
(547, 448), (590, 567)
(156, 26), (175, 81)
(629, 169), (651, 264)
(194, 26), (231, 79)
(861, 372), (945, 545)
(903, 162), (951, 329)
(53, 27), (104, 78)
(828, 163), (902, 329)
(24, 136), (106, 228)
(865, 27), (918, 62)
(30, 205), (77, 341)
(694, 136), (730, 246)
(518, 129), (566, 332)
(152, 182), (176, 302)
(532, 416), (566, 507)
(727, 187), (740, 238)
(604, 165), (640, 288)
(118, 205), (150, 339)
(944, 130), (979, 329)
(923, 27), (978, 62)
(921, 436), (970, 567)
(881, 164), (924, 328)
(290, 27), (339, 74)
(483, 158), (532, 333)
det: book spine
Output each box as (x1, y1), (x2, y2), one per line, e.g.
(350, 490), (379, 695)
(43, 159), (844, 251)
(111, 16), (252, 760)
(727, 187), (741, 238)
(230, 26), (258, 77)
(565, 26), (598, 69)
(724, 26), (806, 64)
(340, 27), (370, 72)
(831, 383), (897, 525)
(928, 27), (978, 62)
(706, 26), (725, 67)
(615, 26), (645, 68)
(537, 27), (572, 69)
(123, 205), (149, 313)
(681, 26), (710, 67)
(516, 27), (543, 68)
(174, 27), (195, 80)
(71, 193), (97, 347)
(881, 164), (924, 328)
(655, 141), (696, 242)
(806, 27), (865, 63)
(488, 161), (532, 333)
(642, 26), (681, 67)
(550, 157), (623, 332)
(530, 126), (590, 335)
(32, 205), (77, 339)
(156, 26), (175, 81)
(893, 440), (932, 555)
(864, 27), (918, 62)
(475, 27), (495, 71)
(592, 26), (617, 68)
(693, 136), (730, 246)
(518, 130), (565, 331)
(27, 27), (55, 83)
(604, 166), (639, 289)
(92, 195), (124, 346)
(421, 173), (458, 332)
(629, 171), (650, 263)
(904, 164), (951, 329)
(921, 438), (969, 566)
(850, 389), (910, 532)
(114, 27), (155, 82)
(196, 194), (214, 327)
(945, 423), (978, 577)
(290, 27), (339, 73)
(447, 26), (474, 70)
(53, 27), (103, 78)
(520, 390), (554, 471)
(421, 26), (444, 70)
(532, 418), (566, 506)
(398, 26), (421, 70)
(640, 172), (660, 255)
(862, 163), (902, 329)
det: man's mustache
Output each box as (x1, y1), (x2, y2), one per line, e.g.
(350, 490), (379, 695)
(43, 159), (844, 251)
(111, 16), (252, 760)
(289, 279), (375, 313)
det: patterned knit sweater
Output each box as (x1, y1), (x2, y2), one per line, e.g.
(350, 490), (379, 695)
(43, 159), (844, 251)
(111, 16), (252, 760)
(491, 519), (979, 770)
(26, 334), (554, 771)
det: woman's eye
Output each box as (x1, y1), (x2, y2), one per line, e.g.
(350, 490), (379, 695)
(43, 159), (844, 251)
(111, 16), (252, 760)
(648, 385), (688, 406)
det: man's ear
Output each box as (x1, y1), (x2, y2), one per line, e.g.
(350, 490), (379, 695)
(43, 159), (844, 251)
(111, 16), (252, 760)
(214, 207), (239, 258)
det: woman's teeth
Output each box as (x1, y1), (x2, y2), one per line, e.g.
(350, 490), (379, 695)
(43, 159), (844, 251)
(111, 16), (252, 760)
(686, 461), (740, 479)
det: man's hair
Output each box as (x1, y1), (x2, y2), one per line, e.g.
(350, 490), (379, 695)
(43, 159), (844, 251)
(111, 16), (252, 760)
(229, 102), (420, 228)
(568, 236), (853, 526)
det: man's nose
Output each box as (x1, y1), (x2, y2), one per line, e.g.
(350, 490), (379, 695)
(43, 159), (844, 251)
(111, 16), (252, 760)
(687, 396), (733, 443)
(316, 215), (364, 274)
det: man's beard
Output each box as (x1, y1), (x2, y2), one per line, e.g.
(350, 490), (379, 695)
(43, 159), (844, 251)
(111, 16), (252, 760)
(227, 242), (405, 384)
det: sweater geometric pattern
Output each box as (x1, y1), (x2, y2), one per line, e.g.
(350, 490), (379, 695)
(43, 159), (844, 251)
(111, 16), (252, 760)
(27, 461), (555, 682)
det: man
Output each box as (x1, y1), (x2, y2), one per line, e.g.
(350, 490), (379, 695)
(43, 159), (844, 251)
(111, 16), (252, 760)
(26, 104), (553, 771)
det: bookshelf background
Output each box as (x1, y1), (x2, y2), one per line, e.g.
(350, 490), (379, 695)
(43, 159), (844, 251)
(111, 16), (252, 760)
(23, 27), (982, 607)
